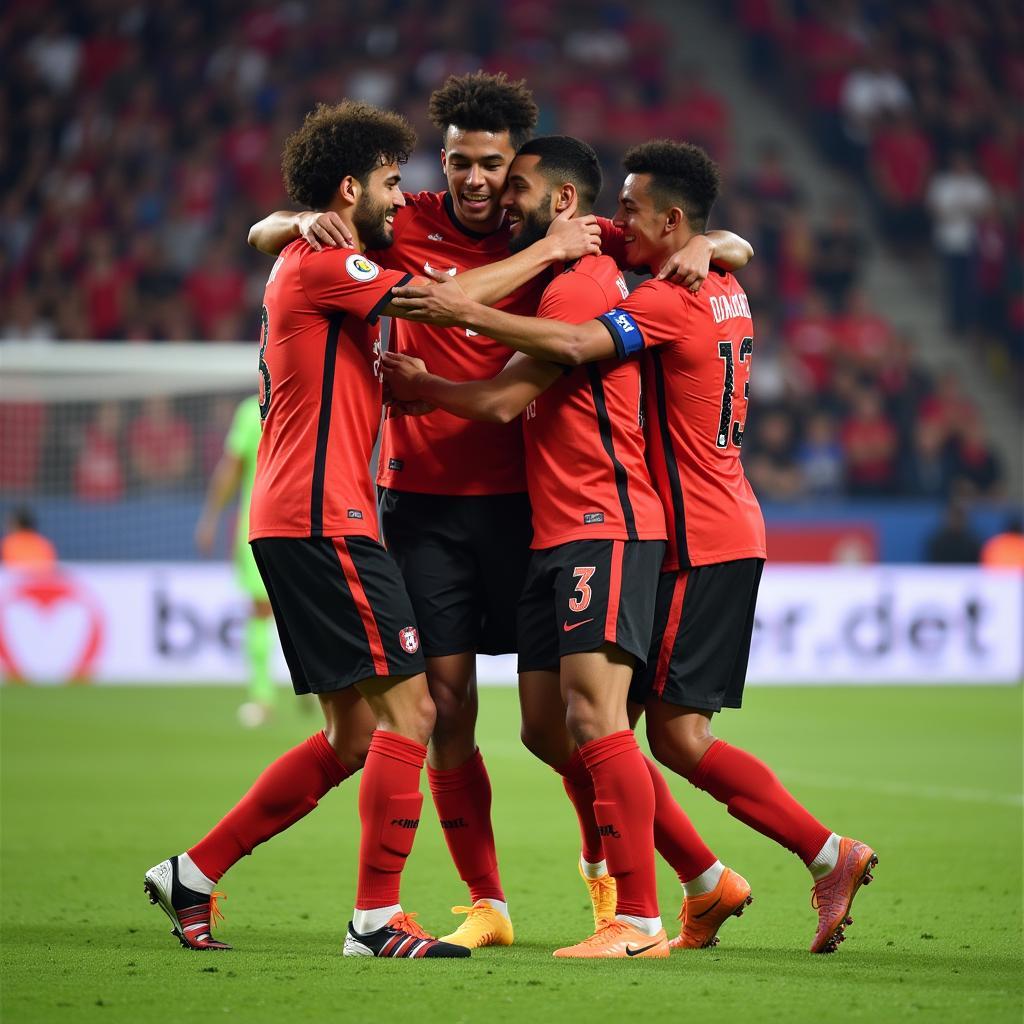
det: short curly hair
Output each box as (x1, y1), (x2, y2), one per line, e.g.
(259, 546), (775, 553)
(282, 101), (417, 210)
(622, 140), (721, 231)
(429, 72), (538, 149)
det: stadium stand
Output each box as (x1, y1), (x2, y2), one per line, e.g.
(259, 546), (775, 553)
(0, 0), (1018, 523)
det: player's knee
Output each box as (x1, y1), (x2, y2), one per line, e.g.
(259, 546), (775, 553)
(646, 721), (707, 777)
(429, 680), (476, 733)
(324, 725), (372, 772)
(564, 695), (610, 746)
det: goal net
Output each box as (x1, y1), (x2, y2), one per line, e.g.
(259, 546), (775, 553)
(1, 342), (257, 561)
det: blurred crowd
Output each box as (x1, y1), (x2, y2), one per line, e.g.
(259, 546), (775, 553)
(0, 0), (1016, 504)
(730, 0), (1023, 377)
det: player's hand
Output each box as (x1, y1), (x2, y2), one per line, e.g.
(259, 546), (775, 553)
(297, 210), (354, 251)
(545, 209), (602, 262)
(391, 268), (471, 326)
(382, 351), (430, 402)
(387, 399), (436, 418)
(658, 234), (714, 292)
(194, 518), (216, 556)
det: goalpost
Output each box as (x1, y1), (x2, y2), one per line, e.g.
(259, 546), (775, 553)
(0, 342), (257, 561)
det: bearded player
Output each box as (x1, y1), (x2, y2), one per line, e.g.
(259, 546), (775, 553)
(387, 139), (878, 956)
(384, 135), (757, 956)
(249, 73), (752, 949)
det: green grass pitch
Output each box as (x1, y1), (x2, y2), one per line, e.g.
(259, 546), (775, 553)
(2, 684), (1021, 1023)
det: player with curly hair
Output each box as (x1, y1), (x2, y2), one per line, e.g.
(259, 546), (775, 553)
(249, 78), (754, 951)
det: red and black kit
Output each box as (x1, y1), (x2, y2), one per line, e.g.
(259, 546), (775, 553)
(253, 536), (425, 693)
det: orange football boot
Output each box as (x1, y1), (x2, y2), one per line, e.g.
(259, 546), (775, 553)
(553, 919), (670, 959)
(578, 861), (617, 929)
(671, 867), (753, 950)
(809, 837), (877, 954)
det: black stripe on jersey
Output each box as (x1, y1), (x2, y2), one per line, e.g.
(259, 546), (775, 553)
(586, 364), (638, 541)
(366, 273), (413, 325)
(310, 315), (344, 536)
(649, 349), (689, 567)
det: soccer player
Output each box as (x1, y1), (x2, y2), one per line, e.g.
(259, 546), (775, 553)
(195, 394), (277, 726)
(383, 135), (754, 957)
(143, 99), (548, 959)
(387, 139), (878, 956)
(248, 72), (752, 949)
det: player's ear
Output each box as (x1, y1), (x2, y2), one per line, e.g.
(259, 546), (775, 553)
(338, 175), (360, 205)
(440, 148), (447, 173)
(555, 182), (577, 216)
(664, 205), (685, 234)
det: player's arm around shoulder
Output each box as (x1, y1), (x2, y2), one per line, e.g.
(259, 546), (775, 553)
(389, 271), (617, 366)
(657, 231), (754, 291)
(382, 350), (559, 424)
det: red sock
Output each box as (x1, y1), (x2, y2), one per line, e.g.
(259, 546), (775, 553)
(189, 731), (349, 882)
(689, 740), (831, 864)
(427, 748), (504, 903)
(355, 731), (426, 910)
(579, 731), (658, 918)
(553, 750), (603, 864)
(644, 756), (717, 884)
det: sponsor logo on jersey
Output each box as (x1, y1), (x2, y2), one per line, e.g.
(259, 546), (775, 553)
(347, 509), (363, 520)
(388, 458), (404, 471)
(427, 232), (444, 241)
(583, 512), (605, 524)
(615, 275), (629, 299)
(423, 261), (457, 277)
(345, 254), (380, 282)
(399, 625), (420, 654)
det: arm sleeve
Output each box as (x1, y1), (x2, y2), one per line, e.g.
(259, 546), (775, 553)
(299, 248), (411, 324)
(597, 281), (688, 359)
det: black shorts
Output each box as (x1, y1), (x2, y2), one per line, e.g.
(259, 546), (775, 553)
(379, 489), (532, 657)
(251, 535), (426, 695)
(630, 558), (764, 712)
(517, 539), (665, 672)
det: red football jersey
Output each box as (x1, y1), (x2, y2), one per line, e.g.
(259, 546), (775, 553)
(370, 192), (541, 495)
(249, 240), (411, 540)
(370, 192), (624, 496)
(598, 270), (767, 571)
(526, 255), (666, 549)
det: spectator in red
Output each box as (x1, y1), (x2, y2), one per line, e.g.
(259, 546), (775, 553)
(127, 396), (194, 489)
(783, 291), (836, 393)
(870, 112), (933, 246)
(79, 233), (134, 339)
(183, 238), (246, 339)
(74, 401), (125, 502)
(919, 369), (978, 442)
(841, 388), (899, 497)
(833, 288), (892, 373)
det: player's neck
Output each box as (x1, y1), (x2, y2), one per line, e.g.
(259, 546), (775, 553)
(650, 229), (695, 279)
(326, 203), (364, 251)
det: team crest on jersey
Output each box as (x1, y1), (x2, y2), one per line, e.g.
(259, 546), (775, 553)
(346, 254), (380, 282)
(398, 626), (420, 654)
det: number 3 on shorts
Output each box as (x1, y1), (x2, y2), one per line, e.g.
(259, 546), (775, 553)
(569, 566), (596, 613)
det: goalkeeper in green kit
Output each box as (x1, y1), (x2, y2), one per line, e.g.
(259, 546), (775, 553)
(195, 395), (276, 725)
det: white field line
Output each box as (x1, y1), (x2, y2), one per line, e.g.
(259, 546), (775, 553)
(778, 772), (1024, 809)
